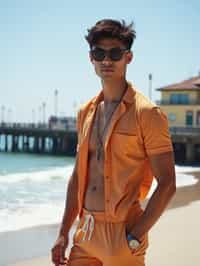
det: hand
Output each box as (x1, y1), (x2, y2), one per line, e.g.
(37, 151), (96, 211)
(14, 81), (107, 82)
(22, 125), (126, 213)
(51, 235), (69, 266)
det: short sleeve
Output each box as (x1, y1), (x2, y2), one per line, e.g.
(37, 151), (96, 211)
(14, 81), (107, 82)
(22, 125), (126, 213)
(141, 106), (173, 156)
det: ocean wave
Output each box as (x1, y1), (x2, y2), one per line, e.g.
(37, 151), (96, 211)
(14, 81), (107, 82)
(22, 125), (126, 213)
(0, 202), (65, 232)
(0, 165), (74, 184)
(0, 164), (199, 233)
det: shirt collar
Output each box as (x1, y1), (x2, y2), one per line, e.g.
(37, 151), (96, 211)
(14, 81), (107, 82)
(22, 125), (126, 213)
(91, 81), (136, 106)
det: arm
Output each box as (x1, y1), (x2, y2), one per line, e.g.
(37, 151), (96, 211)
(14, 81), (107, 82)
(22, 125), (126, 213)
(58, 154), (79, 238)
(52, 109), (82, 266)
(51, 154), (79, 266)
(59, 108), (82, 237)
(130, 151), (176, 240)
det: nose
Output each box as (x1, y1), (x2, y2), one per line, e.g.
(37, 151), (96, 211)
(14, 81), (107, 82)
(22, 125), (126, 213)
(102, 57), (112, 67)
(102, 61), (112, 67)
(102, 52), (112, 64)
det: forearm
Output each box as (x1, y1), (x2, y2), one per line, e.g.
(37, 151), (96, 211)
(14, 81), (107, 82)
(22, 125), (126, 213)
(58, 175), (79, 238)
(131, 181), (176, 240)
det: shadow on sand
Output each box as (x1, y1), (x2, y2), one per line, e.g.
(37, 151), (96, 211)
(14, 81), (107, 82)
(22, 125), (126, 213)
(167, 171), (200, 210)
(143, 171), (200, 210)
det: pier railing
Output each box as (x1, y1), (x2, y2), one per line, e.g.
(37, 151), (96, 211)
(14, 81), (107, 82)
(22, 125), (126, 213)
(0, 122), (77, 155)
(0, 122), (76, 132)
(156, 100), (200, 105)
(1, 123), (200, 135)
(0, 124), (199, 161)
(170, 127), (200, 136)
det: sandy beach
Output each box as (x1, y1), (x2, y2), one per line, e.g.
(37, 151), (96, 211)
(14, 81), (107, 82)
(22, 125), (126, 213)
(5, 171), (200, 266)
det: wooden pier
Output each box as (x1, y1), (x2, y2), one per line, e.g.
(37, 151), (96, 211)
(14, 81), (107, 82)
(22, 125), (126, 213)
(170, 127), (200, 163)
(0, 123), (199, 163)
(0, 123), (77, 156)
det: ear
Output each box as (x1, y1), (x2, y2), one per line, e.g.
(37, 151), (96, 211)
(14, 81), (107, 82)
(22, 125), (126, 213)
(89, 52), (94, 64)
(126, 51), (133, 64)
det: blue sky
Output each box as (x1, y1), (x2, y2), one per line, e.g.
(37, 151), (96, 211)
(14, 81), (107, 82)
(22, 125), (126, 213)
(0, 0), (200, 122)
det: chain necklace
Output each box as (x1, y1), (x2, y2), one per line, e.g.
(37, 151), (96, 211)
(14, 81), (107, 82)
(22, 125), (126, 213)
(96, 101), (119, 161)
(95, 84), (127, 161)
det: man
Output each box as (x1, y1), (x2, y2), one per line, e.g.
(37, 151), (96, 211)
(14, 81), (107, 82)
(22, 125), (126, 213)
(51, 19), (176, 266)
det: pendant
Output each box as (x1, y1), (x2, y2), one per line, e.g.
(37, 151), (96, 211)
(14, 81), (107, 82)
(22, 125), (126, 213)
(96, 142), (101, 161)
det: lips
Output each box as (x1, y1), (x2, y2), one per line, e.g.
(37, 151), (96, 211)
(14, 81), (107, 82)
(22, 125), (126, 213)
(101, 68), (114, 72)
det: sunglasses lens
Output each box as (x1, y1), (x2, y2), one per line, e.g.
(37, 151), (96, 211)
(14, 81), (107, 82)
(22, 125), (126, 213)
(91, 47), (128, 61)
(109, 48), (123, 61)
(91, 48), (105, 61)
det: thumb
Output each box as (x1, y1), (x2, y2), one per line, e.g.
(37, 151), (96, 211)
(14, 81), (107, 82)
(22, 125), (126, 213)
(60, 236), (66, 260)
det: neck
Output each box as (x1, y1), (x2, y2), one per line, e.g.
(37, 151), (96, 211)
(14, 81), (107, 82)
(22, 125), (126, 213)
(101, 78), (127, 103)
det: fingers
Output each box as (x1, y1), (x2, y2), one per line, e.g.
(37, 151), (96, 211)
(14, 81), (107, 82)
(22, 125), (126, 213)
(59, 257), (68, 265)
(54, 262), (68, 266)
(52, 257), (68, 266)
(59, 247), (66, 264)
(51, 235), (69, 266)
(51, 247), (62, 265)
(51, 246), (68, 266)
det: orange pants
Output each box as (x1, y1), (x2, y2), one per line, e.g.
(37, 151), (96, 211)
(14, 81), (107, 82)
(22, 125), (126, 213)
(68, 206), (148, 266)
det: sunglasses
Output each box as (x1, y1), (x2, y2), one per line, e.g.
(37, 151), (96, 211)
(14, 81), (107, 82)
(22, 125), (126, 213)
(91, 47), (130, 61)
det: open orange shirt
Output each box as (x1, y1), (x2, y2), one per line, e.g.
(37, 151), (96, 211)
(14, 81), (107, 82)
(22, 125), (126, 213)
(76, 82), (173, 221)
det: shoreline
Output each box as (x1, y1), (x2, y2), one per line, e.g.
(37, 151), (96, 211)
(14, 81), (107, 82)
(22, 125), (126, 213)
(3, 171), (200, 266)
(7, 200), (200, 266)
(0, 223), (78, 266)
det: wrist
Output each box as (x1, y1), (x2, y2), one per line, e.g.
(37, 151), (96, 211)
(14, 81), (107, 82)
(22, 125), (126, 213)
(59, 225), (70, 238)
(127, 233), (140, 243)
(129, 228), (142, 242)
(127, 233), (141, 250)
(58, 231), (68, 243)
(58, 234), (65, 239)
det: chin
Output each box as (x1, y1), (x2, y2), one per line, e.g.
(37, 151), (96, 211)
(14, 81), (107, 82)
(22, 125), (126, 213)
(101, 76), (114, 82)
(101, 73), (114, 79)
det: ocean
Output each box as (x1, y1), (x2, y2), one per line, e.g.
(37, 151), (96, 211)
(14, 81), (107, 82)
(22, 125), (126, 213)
(0, 152), (200, 233)
(0, 152), (75, 232)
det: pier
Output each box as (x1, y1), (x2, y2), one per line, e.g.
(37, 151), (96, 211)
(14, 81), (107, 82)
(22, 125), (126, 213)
(170, 127), (200, 163)
(0, 123), (199, 163)
(0, 122), (77, 156)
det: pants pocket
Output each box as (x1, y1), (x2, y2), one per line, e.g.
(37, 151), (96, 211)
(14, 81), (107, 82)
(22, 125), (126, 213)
(122, 223), (149, 256)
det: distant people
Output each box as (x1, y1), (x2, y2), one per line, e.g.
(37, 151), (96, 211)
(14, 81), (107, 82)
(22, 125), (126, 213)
(51, 19), (176, 266)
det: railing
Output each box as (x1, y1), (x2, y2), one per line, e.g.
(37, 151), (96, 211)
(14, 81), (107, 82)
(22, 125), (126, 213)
(0, 122), (77, 131)
(156, 100), (200, 105)
(170, 127), (200, 135)
(0, 122), (49, 129)
(1, 123), (200, 135)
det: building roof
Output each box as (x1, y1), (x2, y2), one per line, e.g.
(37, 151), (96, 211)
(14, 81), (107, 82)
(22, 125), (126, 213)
(157, 75), (200, 91)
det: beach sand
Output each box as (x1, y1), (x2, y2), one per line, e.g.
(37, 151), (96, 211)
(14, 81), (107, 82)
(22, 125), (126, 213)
(6, 171), (200, 266)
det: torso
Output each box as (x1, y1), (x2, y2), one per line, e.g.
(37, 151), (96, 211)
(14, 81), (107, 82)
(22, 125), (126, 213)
(84, 100), (119, 211)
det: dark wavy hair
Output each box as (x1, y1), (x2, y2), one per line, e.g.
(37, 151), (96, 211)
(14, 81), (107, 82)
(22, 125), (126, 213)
(85, 19), (136, 50)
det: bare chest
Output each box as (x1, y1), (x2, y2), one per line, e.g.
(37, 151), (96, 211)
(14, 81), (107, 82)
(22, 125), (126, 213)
(89, 101), (119, 158)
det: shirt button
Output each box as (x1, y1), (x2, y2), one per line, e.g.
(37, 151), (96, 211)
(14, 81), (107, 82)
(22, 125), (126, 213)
(106, 176), (109, 179)
(106, 199), (110, 203)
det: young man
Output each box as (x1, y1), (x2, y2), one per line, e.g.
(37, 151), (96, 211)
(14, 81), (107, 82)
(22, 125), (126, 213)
(51, 19), (176, 266)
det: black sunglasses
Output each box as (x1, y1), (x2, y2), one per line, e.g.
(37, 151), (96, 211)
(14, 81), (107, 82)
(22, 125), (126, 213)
(90, 47), (130, 61)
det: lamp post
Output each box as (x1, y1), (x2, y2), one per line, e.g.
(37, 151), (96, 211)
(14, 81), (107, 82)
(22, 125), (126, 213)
(1, 105), (5, 123)
(148, 73), (153, 101)
(7, 108), (12, 124)
(32, 109), (35, 124)
(42, 102), (46, 124)
(38, 105), (42, 124)
(54, 89), (58, 117)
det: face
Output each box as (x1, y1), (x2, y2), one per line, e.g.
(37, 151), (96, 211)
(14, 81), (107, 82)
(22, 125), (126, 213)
(89, 38), (133, 81)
